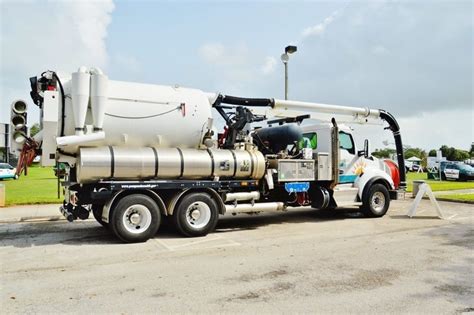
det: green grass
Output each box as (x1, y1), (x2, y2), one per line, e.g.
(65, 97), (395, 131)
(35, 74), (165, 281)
(437, 193), (474, 202)
(406, 172), (474, 192)
(1, 166), (62, 206)
(2, 167), (473, 206)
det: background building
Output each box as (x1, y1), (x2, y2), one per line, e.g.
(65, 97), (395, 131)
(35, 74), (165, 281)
(0, 123), (10, 163)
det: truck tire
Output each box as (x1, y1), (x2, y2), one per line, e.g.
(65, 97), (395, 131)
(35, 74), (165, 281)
(91, 204), (108, 228)
(110, 194), (161, 243)
(173, 192), (219, 237)
(361, 184), (390, 217)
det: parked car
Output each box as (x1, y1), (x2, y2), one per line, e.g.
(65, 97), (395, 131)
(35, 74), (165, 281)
(404, 160), (423, 172)
(0, 163), (18, 180)
(440, 162), (474, 181)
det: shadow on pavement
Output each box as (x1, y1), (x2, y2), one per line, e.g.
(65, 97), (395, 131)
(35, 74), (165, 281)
(0, 208), (363, 248)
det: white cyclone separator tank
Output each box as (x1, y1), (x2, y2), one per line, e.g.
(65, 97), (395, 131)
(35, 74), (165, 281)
(90, 69), (108, 131)
(54, 68), (215, 154)
(71, 68), (91, 135)
(76, 146), (266, 183)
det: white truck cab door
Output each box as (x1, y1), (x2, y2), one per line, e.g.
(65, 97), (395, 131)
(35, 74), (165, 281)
(338, 131), (358, 174)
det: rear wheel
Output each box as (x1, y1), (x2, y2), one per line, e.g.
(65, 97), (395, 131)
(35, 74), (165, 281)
(361, 184), (390, 217)
(173, 192), (219, 237)
(110, 194), (161, 243)
(92, 204), (108, 228)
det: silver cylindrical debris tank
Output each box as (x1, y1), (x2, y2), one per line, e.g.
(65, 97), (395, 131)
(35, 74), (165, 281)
(76, 146), (265, 183)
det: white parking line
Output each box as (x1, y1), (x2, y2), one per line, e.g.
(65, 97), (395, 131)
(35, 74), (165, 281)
(153, 234), (242, 252)
(451, 216), (472, 221)
(153, 239), (175, 251)
(170, 235), (226, 249)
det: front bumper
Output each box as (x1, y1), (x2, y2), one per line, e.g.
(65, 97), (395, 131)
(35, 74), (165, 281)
(389, 189), (405, 200)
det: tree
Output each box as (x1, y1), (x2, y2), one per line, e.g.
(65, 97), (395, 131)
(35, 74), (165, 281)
(29, 123), (40, 137)
(404, 147), (427, 167)
(438, 145), (470, 161)
(428, 149), (436, 157)
(372, 148), (396, 159)
(470, 143), (474, 157)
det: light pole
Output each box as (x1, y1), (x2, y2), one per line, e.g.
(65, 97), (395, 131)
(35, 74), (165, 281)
(281, 45), (297, 100)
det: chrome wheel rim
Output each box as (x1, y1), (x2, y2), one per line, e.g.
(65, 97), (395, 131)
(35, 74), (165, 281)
(371, 191), (386, 213)
(122, 204), (152, 234)
(185, 201), (211, 229)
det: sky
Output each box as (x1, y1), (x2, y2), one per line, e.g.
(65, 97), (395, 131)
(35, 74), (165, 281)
(0, 0), (472, 152)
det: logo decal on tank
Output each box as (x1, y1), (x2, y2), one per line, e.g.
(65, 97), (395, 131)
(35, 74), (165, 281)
(240, 160), (250, 172)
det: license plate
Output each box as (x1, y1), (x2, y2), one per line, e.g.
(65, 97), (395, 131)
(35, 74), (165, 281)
(397, 191), (406, 200)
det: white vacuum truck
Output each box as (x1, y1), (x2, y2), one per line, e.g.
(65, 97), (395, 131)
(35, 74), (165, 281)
(11, 67), (406, 242)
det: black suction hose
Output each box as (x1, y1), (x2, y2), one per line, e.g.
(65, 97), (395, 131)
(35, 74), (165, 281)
(214, 94), (274, 107)
(379, 110), (406, 188)
(52, 72), (66, 137)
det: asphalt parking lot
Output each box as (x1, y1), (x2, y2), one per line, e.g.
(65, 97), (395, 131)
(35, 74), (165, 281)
(1, 199), (473, 314)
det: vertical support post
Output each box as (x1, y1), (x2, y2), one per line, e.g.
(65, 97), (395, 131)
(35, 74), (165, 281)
(4, 124), (8, 164)
(56, 162), (60, 199)
(284, 62), (288, 100)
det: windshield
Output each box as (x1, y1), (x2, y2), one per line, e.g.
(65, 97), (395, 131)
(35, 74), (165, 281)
(339, 132), (355, 155)
(458, 164), (473, 171)
(0, 164), (13, 170)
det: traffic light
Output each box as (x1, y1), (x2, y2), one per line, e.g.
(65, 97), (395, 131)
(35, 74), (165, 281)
(10, 100), (28, 154)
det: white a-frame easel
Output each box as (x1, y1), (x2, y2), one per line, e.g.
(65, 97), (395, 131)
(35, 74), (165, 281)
(407, 183), (444, 219)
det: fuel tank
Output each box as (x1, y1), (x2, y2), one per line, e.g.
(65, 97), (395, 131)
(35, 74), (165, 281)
(76, 147), (266, 183)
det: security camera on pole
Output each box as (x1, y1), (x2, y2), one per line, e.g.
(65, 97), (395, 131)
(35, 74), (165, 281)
(281, 45), (297, 100)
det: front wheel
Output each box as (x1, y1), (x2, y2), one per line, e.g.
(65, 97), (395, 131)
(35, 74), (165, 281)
(110, 194), (161, 243)
(173, 192), (219, 237)
(361, 184), (390, 217)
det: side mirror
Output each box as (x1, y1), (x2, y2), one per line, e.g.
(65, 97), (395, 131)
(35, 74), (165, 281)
(358, 139), (370, 157)
(364, 139), (370, 157)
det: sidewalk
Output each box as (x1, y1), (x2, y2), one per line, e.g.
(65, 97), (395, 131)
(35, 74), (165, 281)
(432, 189), (474, 195)
(0, 204), (63, 223)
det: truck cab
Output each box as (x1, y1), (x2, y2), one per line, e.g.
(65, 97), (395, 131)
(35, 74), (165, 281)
(301, 123), (401, 210)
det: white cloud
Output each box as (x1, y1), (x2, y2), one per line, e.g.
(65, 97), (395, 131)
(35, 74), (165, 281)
(302, 10), (339, 38)
(198, 43), (226, 64)
(352, 108), (474, 151)
(261, 56), (277, 75)
(198, 42), (248, 67)
(112, 53), (141, 73)
(0, 0), (115, 123)
(372, 45), (389, 55)
(198, 42), (271, 94)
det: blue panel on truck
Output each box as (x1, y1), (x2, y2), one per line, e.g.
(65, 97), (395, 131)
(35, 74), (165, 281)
(284, 182), (310, 193)
(339, 174), (358, 183)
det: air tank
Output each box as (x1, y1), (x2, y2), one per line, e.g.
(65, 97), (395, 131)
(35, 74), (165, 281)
(76, 147), (266, 183)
